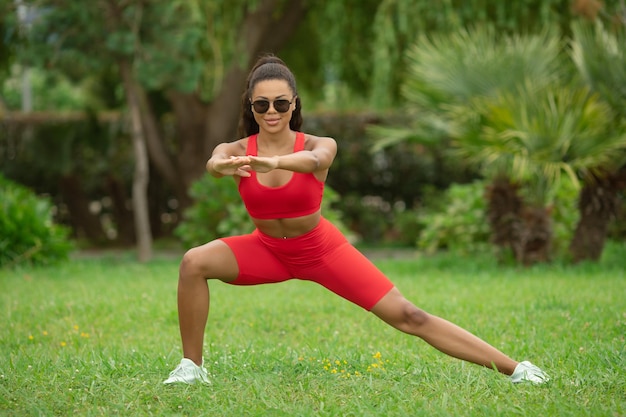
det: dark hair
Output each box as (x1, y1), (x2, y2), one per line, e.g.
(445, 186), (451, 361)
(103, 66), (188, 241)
(239, 55), (303, 137)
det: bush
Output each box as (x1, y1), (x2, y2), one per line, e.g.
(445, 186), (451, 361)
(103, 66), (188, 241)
(174, 174), (356, 249)
(335, 193), (394, 244)
(389, 206), (424, 247)
(174, 175), (247, 249)
(417, 181), (491, 255)
(0, 175), (74, 268)
(416, 178), (581, 258)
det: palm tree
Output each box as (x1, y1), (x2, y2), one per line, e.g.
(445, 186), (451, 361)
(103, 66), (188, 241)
(371, 25), (626, 264)
(371, 26), (564, 264)
(568, 20), (626, 262)
(462, 83), (626, 264)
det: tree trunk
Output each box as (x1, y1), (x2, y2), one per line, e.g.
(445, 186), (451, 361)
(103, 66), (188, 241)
(515, 206), (553, 265)
(485, 177), (553, 265)
(119, 59), (153, 262)
(485, 177), (523, 261)
(569, 169), (626, 262)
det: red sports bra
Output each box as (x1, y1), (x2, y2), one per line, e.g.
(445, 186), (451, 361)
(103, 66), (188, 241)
(238, 132), (324, 220)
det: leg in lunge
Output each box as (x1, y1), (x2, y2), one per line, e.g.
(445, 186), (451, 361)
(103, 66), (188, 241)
(164, 240), (239, 385)
(370, 287), (549, 383)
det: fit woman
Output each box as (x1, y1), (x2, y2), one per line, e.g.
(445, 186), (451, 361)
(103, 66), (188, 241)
(164, 55), (549, 385)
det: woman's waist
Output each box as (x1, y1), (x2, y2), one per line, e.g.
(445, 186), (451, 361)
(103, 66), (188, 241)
(252, 211), (322, 239)
(253, 216), (348, 268)
(253, 216), (348, 261)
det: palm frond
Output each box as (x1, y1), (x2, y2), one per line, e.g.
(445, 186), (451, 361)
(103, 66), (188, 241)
(570, 21), (626, 116)
(459, 82), (626, 203)
(403, 25), (565, 107)
(371, 25), (566, 154)
(367, 122), (441, 153)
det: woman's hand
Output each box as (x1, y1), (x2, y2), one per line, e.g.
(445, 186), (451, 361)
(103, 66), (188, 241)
(210, 155), (252, 177)
(246, 155), (280, 173)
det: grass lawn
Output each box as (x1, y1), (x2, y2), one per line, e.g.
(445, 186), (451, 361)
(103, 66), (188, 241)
(1, 243), (625, 416)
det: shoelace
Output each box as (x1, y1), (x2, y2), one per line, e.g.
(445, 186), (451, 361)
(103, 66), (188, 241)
(168, 363), (186, 377)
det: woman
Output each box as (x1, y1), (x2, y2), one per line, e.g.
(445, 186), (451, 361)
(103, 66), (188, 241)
(164, 55), (549, 385)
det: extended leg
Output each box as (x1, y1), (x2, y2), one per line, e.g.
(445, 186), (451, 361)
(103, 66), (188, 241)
(370, 287), (518, 375)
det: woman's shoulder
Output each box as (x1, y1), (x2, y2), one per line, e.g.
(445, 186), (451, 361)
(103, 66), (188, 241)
(302, 132), (336, 147)
(215, 136), (249, 154)
(233, 135), (255, 147)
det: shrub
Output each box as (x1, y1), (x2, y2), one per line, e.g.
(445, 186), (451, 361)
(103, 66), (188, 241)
(175, 175), (356, 249)
(416, 179), (581, 258)
(335, 193), (394, 244)
(0, 175), (74, 267)
(417, 181), (491, 255)
(174, 175), (247, 249)
(390, 206), (424, 247)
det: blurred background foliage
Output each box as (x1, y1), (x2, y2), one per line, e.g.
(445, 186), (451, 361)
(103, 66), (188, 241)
(0, 173), (74, 267)
(1, 0), (625, 266)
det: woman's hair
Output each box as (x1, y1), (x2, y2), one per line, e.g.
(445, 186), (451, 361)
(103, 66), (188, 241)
(239, 55), (303, 137)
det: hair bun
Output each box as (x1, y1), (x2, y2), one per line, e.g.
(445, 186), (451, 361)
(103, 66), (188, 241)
(255, 54), (287, 69)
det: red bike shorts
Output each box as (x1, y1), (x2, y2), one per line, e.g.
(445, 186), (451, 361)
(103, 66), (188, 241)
(220, 218), (394, 310)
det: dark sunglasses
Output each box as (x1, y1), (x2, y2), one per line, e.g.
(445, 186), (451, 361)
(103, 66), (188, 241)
(250, 97), (295, 113)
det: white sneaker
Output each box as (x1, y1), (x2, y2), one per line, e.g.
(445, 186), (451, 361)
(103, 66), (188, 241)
(163, 358), (210, 385)
(510, 361), (549, 384)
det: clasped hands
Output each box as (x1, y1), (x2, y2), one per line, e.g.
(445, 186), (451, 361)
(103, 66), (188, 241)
(213, 155), (279, 177)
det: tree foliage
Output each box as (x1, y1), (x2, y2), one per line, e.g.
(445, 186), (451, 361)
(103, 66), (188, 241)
(466, 84), (624, 203)
(7, 0), (307, 206)
(6, 0), (626, 112)
(295, 0), (625, 108)
(4, 0), (626, 255)
(17, 1), (243, 98)
(570, 20), (626, 117)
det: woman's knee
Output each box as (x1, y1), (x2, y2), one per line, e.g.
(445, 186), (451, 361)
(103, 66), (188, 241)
(405, 303), (430, 327)
(395, 302), (430, 332)
(179, 241), (238, 281)
(372, 289), (430, 332)
(179, 246), (207, 278)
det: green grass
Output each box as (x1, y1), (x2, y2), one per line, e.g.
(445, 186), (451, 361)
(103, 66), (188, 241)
(1, 243), (625, 417)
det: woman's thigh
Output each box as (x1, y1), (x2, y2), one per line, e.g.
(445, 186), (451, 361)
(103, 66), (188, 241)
(219, 233), (293, 285)
(299, 243), (395, 311)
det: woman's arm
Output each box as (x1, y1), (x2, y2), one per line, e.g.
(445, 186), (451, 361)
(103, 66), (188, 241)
(247, 136), (337, 174)
(206, 141), (251, 178)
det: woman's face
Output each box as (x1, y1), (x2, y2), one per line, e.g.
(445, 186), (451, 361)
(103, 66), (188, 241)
(250, 79), (296, 134)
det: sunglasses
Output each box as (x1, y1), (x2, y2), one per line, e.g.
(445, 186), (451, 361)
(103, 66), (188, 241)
(250, 97), (295, 113)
